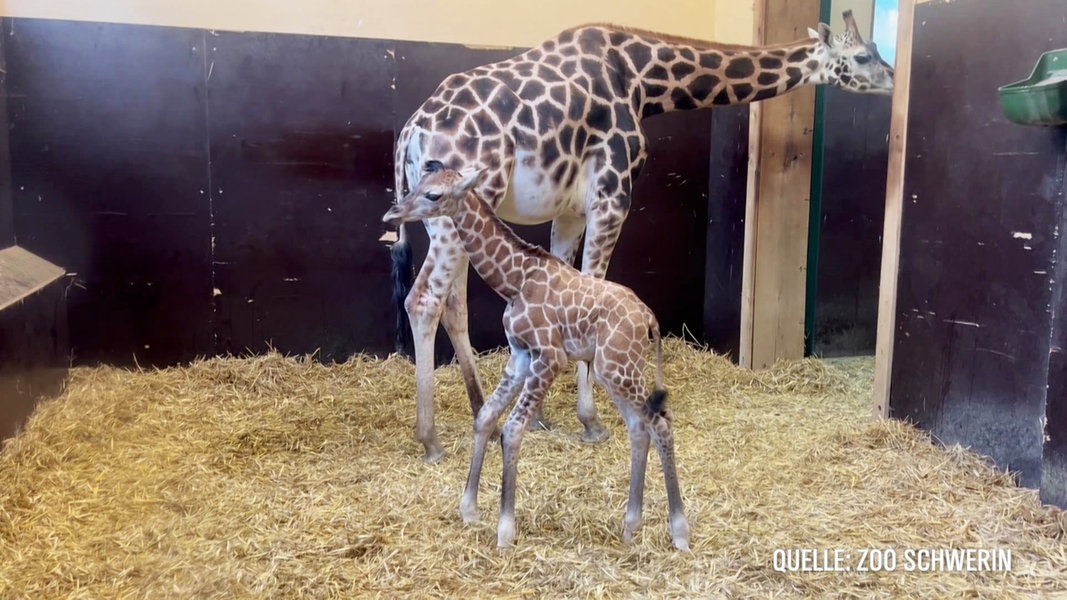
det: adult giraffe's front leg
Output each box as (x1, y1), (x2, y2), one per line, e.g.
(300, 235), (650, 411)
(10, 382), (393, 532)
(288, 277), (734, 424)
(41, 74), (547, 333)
(547, 215), (608, 443)
(405, 216), (481, 463)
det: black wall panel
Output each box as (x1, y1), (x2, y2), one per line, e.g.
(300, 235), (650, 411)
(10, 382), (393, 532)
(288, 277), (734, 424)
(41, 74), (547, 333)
(813, 88), (891, 357)
(891, 0), (1067, 492)
(207, 32), (397, 360)
(6, 19), (213, 365)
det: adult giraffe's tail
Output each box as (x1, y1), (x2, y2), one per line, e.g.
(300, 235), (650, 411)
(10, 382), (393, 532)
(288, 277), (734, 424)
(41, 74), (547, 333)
(390, 223), (413, 356)
(644, 312), (669, 419)
(389, 125), (419, 357)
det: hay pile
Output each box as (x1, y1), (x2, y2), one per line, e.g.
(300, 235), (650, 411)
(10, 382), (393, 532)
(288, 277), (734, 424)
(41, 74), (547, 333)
(0, 340), (1064, 598)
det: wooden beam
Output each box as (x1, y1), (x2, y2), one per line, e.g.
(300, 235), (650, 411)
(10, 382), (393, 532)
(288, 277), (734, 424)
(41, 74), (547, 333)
(872, 0), (915, 418)
(739, 0), (766, 368)
(740, 0), (820, 369)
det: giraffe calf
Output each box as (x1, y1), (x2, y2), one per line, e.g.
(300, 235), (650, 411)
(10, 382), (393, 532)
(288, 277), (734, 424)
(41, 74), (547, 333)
(383, 161), (690, 550)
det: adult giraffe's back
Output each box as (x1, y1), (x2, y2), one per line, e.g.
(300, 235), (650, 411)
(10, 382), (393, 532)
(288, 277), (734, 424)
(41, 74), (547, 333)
(390, 11), (893, 463)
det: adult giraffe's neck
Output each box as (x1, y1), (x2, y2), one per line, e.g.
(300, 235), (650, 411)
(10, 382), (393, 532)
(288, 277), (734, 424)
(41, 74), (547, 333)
(450, 192), (553, 302)
(618, 34), (826, 118)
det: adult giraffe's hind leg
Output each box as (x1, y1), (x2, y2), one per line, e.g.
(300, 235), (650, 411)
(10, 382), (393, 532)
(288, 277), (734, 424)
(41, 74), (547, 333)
(440, 254), (486, 418)
(405, 218), (471, 464)
(549, 215), (608, 443)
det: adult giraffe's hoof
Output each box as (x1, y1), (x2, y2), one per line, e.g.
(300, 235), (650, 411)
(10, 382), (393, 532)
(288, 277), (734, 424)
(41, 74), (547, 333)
(422, 443), (446, 464)
(581, 424), (610, 444)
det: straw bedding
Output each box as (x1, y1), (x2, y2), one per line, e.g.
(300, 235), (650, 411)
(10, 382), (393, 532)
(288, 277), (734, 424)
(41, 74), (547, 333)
(0, 339), (1064, 598)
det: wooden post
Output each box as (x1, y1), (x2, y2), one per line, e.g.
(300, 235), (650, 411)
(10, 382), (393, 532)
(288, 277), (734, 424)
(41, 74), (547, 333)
(739, 0), (820, 369)
(872, 0), (914, 418)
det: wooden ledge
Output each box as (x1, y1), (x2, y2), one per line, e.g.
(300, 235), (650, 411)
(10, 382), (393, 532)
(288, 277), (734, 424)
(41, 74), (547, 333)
(0, 246), (66, 312)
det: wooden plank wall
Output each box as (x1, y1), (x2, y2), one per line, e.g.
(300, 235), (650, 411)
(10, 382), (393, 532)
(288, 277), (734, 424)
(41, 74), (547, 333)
(740, 0), (820, 369)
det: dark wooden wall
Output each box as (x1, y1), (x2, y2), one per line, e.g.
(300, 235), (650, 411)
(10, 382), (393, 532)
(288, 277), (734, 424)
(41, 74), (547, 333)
(4, 17), (731, 368)
(890, 0), (1067, 503)
(812, 88), (890, 357)
(0, 31), (12, 247)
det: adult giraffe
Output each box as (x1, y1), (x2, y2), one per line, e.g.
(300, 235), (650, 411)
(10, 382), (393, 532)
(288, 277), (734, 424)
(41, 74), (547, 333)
(390, 10), (893, 462)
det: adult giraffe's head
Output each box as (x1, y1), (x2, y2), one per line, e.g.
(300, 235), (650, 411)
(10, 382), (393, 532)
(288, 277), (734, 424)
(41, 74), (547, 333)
(810, 10), (894, 95)
(383, 160), (486, 225)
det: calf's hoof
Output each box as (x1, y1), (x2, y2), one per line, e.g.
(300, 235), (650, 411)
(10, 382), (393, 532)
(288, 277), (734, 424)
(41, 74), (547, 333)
(421, 443), (445, 464)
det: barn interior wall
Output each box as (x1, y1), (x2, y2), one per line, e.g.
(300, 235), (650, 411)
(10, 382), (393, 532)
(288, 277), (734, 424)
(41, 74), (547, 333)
(0, 28), (13, 247)
(890, 0), (1067, 502)
(0, 7), (737, 367)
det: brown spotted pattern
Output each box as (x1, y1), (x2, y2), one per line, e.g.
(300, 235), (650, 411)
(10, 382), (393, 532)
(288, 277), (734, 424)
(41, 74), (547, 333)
(383, 164), (690, 550)
(391, 13), (895, 462)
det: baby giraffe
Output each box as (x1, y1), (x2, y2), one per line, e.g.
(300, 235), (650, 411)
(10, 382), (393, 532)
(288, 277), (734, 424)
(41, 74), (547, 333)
(382, 161), (689, 550)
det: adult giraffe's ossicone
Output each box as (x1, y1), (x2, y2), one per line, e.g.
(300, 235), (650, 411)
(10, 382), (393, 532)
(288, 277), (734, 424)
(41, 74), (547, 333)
(389, 10), (893, 463)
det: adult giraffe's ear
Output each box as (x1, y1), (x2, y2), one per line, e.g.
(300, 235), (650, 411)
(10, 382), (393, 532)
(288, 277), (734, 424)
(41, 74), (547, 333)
(455, 168), (487, 194)
(809, 23), (834, 47)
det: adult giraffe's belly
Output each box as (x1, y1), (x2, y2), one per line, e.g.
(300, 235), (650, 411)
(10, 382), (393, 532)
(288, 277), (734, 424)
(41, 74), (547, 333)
(493, 150), (583, 226)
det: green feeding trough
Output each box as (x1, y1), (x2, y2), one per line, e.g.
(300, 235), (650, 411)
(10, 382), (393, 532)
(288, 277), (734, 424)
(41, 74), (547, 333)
(998, 49), (1067, 126)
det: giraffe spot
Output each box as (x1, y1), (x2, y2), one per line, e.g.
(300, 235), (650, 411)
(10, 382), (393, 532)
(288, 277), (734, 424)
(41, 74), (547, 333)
(711, 89), (731, 105)
(591, 76), (614, 103)
(787, 48), (809, 63)
(625, 134), (643, 162)
(670, 62), (696, 79)
(551, 161), (568, 186)
(806, 59), (819, 71)
(559, 29), (575, 44)
(698, 53), (722, 70)
(785, 67), (803, 88)
(609, 32), (629, 46)
(537, 64), (564, 83)
(492, 70), (519, 90)
(643, 83), (668, 98)
(472, 77), (498, 100)
(752, 87), (778, 102)
(565, 162), (580, 188)
(725, 57), (755, 79)
(422, 98), (444, 113)
(578, 28), (606, 53)
(757, 72), (780, 86)
(598, 171), (620, 196)
(613, 102), (635, 130)
(580, 57), (603, 78)
(608, 139), (629, 174)
(542, 139), (562, 167)
(559, 60), (577, 77)
(568, 94), (587, 121)
(587, 103), (613, 130)
(536, 102), (565, 128)
(731, 83), (754, 102)
(641, 102), (665, 118)
(574, 128), (588, 153)
(770, 49), (788, 57)
(473, 113), (500, 137)
(758, 56), (783, 70)
(528, 49), (543, 61)
(623, 42), (652, 72)
(840, 73), (853, 84)
(645, 65), (669, 81)
(559, 125), (574, 153)
(462, 119), (479, 139)
(518, 79), (546, 99)
(656, 47), (676, 62)
(559, 45), (578, 57)
(544, 54), (562, 67)
(689, 74), (720, 102)
(490, 93), (518, 122)
(516, 105), (536, 130)
(670, 88), (697, 111)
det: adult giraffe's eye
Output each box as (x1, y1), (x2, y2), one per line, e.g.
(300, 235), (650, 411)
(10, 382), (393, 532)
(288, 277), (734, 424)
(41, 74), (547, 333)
(855, 54), (871, 65)
(425, 192), (442, 202)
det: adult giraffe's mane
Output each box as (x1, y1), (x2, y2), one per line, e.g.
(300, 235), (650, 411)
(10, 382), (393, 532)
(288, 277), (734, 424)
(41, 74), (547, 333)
(568, 22), (816, 53)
